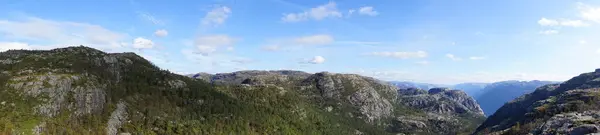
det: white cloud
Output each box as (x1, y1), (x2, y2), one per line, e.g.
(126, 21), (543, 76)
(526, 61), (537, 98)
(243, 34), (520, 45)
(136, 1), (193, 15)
(578, 3), (600, 23)
(307, 56), (326, 64)
(539, 30), (559, 35)
(230, 57), (253, 64)
(337, 41), (382, 45)
(0, 42), (32, 52)
(352, 69), (572, 84)
(446, 54), (462, 61)
(180, 49), (248, 73)
(358, 6), (378, 16)
(560, 19), (590, 27)
(469, 56), (486, 60)
(202, 6), (231, 27)
(368, 51), (428, 59)
(596, 48), (600, 54)
(132, 37), (154, 49)
(154, 29), (168, 37)
(416, 61), (429, 65)
(293, 34), (334, 45)
(348, 9), (356, 16)
(137, 12), (164, 25)
(579, 40), (588, 44)
(282, 2), (342, 22)
(0, 17), (128, 51)
(538, 18), (559, 26)
(193, 35), (235, 55)
(538, 18), (589, 27)
(261, 44), (280, 51)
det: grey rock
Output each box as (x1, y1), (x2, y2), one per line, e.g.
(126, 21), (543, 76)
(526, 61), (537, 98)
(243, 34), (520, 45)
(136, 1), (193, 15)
(7, 74), (106, 117)
(305, 72), (397, 123)
(536, 111), (600, 135)
(398, 88), (428, 95)
(106, 101), (128, 135)
(398, 88), (484, 116)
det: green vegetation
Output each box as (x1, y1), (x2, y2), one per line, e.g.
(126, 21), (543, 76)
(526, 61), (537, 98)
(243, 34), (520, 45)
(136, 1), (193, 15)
(0, 47), (484, 135)
(0, 47), (393, 134)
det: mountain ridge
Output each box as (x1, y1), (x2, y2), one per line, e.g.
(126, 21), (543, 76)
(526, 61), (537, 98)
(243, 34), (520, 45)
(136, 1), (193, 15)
(0, 46), (485, 135)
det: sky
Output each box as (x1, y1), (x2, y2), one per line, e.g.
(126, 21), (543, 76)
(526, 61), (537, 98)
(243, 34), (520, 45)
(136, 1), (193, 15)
(1, 0), (600, 84)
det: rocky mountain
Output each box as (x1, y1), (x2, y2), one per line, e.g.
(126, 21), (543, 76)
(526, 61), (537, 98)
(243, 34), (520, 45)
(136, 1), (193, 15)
(476, 80), (558, 116)
(391, 88), (486, 134)
(0, 46), (486, 135)
(198, 71), (486, 134)
(473, 69), (600, 135)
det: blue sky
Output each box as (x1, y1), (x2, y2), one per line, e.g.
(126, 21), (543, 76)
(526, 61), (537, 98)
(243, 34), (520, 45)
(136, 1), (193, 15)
(1, 0), (600, 84)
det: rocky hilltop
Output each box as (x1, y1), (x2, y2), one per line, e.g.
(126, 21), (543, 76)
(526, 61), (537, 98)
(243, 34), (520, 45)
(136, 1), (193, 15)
(474, 69), (600, 135)
(0, 46), (485, 135)
(192, 71), (486, 134)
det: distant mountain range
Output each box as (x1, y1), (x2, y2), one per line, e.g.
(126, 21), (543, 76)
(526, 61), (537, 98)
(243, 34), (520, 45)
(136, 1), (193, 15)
(389, 81), (489, 98)
(389, 80), (561, 116)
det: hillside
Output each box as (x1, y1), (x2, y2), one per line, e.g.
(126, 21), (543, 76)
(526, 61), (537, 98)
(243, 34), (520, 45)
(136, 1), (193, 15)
(476, 80), (558, 116)
(473, 69), (600, 135)
(0, 46), (485, 135)
(194, 71), (486, 134)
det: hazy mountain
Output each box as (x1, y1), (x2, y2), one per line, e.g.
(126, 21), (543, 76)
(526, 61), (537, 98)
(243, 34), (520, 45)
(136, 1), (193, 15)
(474, 69), (600, 135)
(452, 83), (489, 98)
(0, 46), (485, 135)
(389, 81), (449, 91)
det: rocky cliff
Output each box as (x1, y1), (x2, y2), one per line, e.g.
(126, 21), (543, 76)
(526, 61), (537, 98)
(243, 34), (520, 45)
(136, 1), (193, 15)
(474, 69), (600, 135)
(398, 88), (484, 116)
(389, 87), (485, 134)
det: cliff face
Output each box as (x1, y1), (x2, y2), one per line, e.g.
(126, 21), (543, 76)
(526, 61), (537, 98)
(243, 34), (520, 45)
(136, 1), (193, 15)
(474, 69), (600, 135)
(300, 72), (398, 123)
(399, 88), (483, 116)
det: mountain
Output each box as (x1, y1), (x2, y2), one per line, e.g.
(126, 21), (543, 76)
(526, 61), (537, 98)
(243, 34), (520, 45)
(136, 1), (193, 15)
(0, 46), (485, 135)
(476, 80), (559, 116)
(389, 81), (449, 91)
(197, 71), (487, 134)
(473, 69), (600, 135)
(392, 88), (485, 134)
(452, 83), (489, 98)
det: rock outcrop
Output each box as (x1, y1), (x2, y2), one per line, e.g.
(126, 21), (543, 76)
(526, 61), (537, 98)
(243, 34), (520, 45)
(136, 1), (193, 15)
(300, 72), (398, 123)
(398, 88), (484, 116)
